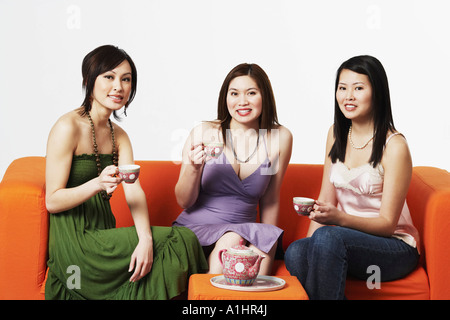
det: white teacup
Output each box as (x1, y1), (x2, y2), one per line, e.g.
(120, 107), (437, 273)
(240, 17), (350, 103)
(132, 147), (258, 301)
(293, 197), (315, 216)
(204, 142), (224, 159)
(118, 165), (140, 184)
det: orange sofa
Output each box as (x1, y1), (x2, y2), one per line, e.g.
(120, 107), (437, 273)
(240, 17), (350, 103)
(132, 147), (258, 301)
(1, 156), (450, 300)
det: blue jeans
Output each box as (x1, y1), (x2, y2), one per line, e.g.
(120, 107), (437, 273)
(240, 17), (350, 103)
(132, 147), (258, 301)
(284, 226), (419, 300)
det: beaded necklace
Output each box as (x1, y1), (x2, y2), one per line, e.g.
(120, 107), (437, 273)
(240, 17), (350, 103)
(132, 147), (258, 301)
(87, 112), (118, 200)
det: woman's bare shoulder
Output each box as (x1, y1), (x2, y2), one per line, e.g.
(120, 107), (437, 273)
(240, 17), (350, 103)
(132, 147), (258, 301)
(50, 110), (82, 136)
(270, 124), (293, 144)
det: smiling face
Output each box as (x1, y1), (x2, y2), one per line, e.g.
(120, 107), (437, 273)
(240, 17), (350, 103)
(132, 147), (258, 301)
(226, 75), (263, 127)
(336, 69), (373, 123)
(91, 60), (132, 112)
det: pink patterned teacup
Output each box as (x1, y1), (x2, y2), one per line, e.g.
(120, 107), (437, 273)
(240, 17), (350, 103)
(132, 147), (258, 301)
(204, 142), (224, 159)
(293, 197), (315, 216)
(118, 165), (140, 184)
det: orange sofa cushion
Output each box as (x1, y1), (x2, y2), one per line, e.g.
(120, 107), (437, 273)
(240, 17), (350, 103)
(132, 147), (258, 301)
(345, 266), (429, 300)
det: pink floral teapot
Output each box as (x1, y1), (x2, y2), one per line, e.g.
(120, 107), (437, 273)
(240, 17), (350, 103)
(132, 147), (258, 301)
(218, 239), (264, 286)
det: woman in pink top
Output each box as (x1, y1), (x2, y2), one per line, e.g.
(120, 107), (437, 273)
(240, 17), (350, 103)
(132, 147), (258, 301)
(285, 55), (420, 300)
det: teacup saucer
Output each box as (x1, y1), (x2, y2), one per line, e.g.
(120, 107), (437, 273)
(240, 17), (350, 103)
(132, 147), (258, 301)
(210, 275), (286, 292)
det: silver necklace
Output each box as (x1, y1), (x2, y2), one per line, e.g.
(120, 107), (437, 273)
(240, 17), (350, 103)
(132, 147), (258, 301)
(227, 129), (260, 163)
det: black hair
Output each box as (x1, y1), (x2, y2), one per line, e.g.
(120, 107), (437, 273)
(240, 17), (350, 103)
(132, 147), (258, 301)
(217, 63), (279, 144)
(79, 45), (137, 120)
(329, 55), (395, 167)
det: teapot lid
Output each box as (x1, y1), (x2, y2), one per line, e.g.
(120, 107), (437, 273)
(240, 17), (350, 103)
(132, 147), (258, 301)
(228, 239), (256, 255)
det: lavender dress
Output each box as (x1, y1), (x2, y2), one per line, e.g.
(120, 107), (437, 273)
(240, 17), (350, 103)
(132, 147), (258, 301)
(173, 138), (283, 254)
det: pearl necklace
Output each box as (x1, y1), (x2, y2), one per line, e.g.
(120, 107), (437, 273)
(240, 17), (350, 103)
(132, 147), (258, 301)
(348, 125), (374, 150)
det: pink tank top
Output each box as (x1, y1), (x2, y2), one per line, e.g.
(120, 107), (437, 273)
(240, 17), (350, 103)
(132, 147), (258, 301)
(329, 133), (420, 249)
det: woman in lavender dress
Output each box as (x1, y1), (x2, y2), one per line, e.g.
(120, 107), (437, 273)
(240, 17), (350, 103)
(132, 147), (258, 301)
(173, 63), (293, 274)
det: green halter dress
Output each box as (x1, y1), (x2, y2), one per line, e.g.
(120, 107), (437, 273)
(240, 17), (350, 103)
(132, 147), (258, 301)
(45, 154), (208, 300)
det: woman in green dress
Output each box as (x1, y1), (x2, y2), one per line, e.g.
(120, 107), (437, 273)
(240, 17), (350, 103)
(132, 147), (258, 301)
(44, 45), (207, 299)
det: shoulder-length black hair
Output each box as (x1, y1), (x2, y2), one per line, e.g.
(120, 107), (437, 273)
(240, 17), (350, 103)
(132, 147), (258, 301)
(217, 63), (280, 144)
(329, 55), (395, 168)
(79, 45), (137, 120)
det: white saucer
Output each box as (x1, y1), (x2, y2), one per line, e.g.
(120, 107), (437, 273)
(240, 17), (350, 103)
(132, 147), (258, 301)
(210, 275), (286, 292)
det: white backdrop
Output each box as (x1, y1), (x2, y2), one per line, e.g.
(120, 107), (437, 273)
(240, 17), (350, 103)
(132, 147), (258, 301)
(1, 0), (449, 181)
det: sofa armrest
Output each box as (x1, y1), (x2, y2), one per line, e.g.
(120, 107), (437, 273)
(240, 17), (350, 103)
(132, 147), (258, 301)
(0, 156), (48, 299)
(408, 167), (450, 300)
(425, 188), (450, 299)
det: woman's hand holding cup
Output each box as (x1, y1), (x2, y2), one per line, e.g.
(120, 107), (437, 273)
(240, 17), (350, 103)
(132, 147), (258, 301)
(98, 165), (122, 194)
(189, 143), (206, 169)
